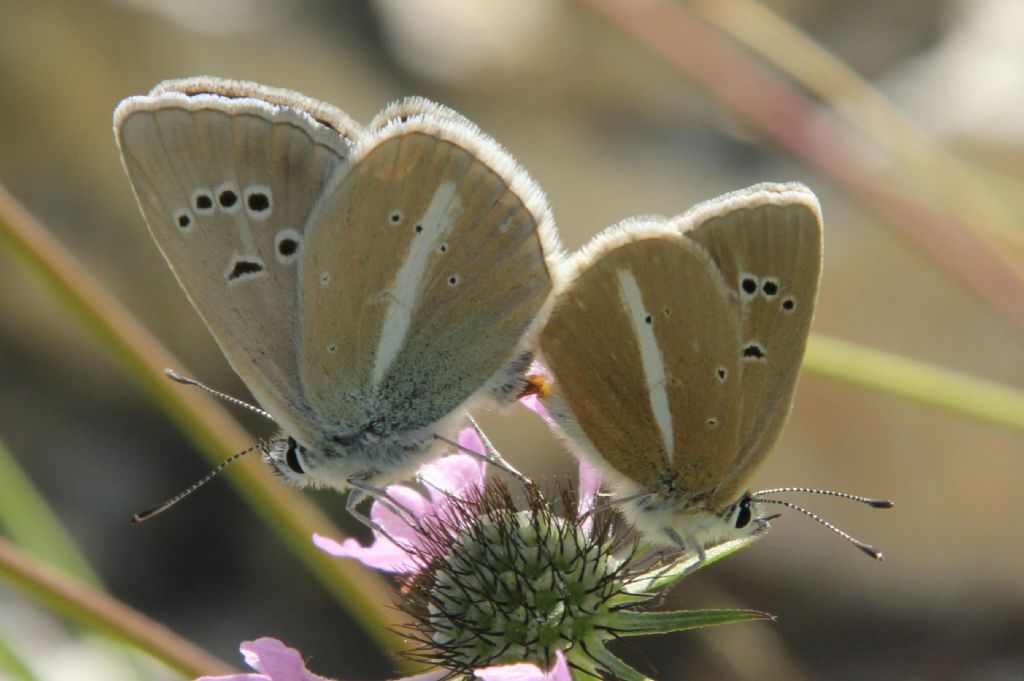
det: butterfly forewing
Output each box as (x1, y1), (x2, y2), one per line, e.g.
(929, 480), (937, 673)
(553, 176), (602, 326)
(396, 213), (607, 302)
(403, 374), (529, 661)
(682, 183), (823, 504)
(299, 124), (557, 434)
(114, 91), (352, 443)
(541, 230), (744, 500)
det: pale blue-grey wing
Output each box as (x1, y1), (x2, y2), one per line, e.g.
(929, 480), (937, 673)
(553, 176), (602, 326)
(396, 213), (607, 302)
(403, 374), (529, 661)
(297, 116), (560, 441)
(114, 78), (357, 444)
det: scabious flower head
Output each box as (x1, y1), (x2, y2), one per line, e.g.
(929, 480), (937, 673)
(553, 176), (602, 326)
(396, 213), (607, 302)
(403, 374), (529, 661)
(317, 423), (770, 681)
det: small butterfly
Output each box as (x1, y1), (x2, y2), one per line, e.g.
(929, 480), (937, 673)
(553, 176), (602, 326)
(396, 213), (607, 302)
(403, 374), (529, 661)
(115, 77), (563, 515)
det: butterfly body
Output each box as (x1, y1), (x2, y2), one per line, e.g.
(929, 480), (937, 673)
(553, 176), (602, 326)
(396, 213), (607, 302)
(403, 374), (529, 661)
(538, 184), (822, 553)
(115, 78), (561, 493)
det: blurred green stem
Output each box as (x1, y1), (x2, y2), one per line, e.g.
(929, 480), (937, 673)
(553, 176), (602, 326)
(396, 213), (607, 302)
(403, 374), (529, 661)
(807, 335), (1024, 434)
(0, 182), (416, 669)
(0, 535), (236, 678)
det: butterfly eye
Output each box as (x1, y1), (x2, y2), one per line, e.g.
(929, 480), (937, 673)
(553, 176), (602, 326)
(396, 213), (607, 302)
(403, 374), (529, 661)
(733, 496), (753, 529)
(285, 439), (305, 475)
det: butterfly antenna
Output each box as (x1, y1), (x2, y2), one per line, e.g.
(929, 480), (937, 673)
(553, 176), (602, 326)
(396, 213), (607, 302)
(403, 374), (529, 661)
(164, 369), (274, 421)
(755, 487), (893, 509)
(753, 496), (886, 560)
(131, 439), (271, 523)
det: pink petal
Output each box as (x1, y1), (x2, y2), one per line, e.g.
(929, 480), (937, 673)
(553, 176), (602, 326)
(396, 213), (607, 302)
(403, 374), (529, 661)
(518, 394), (555, 428)
(474, 662), (547, 681)
(312, 533), (419, 573)
(421, 452), (486, 499)
(391, 671), (448, 681)
(576, 456), (602, 536)
(474, 651), (571, 681)
(194, 639), (331, 681)
(547, 651), (572, 681)
(458, 426), (485, 455)
(373, 486), (434, 545)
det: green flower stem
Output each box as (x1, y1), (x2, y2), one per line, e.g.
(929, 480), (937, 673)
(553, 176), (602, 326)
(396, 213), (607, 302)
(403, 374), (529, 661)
(0, 183), (418, 669)
(806, 335), (1024, 434)
(0, 536), (235, 678)
(611, 609), (774, 636)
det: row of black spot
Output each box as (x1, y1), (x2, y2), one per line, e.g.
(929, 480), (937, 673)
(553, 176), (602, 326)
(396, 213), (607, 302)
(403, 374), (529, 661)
(175, 185), (273, 230)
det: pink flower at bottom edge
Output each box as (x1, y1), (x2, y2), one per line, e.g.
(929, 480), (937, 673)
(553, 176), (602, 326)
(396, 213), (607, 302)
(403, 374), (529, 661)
(195, 637), (562, 681)
(474, 650), (572, 681)
(195, 638), (331, 681)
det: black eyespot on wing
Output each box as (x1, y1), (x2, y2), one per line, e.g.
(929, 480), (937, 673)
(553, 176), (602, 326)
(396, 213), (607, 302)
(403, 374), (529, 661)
(247, 192), (270, 213)
(782, 298), (796, 311)
(219, 189), (238, 208)
(278, 238), (298, 257)
(741, 277), (757, 295)
(194, 193), (213, 211)
(742, 343), (766, 360)
(762, 279), (779, 296)
(644, 314), (652, 324)
(716, 368), (727, 381)
(176, 212), (191, 228)
(285, 439), (304, 475)
(228, 259), (264, 281)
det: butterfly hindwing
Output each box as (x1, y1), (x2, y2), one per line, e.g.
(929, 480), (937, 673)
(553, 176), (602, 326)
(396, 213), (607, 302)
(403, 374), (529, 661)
(682, 183), (823, 504)
(298, 114), (559, 439)
(540, 225), (744, 501)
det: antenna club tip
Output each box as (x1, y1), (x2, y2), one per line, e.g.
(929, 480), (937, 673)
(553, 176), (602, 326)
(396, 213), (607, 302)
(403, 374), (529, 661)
(857, 543), (884, 560)
(871, 499), (895, 509)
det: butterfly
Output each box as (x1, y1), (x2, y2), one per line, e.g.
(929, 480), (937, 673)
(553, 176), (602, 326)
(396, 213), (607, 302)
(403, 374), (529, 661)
(535, 183), (886, 562)
(115, 77), (562, 515)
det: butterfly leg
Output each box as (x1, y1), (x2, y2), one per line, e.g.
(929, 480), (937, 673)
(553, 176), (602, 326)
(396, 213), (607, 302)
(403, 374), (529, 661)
(433, 415), (535, 491)
(666, 527), (707, 574)
(345, 478), (421, 534)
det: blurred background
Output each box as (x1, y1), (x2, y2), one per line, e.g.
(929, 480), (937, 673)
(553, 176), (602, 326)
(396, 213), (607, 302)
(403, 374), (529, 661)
(1, 0), (1022, 679)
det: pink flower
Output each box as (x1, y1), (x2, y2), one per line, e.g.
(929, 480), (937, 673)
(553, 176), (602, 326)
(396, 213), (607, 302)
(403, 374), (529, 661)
(195, 637), (568, 681)
(315, 424), (600, 574)
(474, 650), (572, 681)
(314, 428), (488, 572)
(195, 638), (331, 681)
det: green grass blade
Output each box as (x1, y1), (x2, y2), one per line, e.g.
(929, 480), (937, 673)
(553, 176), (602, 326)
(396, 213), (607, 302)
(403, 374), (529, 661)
(0, 436), (102, 587)
(806, 335), (1024, 434)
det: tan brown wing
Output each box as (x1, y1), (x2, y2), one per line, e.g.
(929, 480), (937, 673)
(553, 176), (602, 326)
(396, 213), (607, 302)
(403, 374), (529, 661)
(114, 80), (356, 445)
(681, 183), (823, 504)
(540, 225), (744, 500)
(298, 119), (559, 436)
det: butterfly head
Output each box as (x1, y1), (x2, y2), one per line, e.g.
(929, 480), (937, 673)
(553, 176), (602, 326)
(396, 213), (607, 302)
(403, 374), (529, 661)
(622, 489), (771, 553)
(264, 436), (317, 488)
